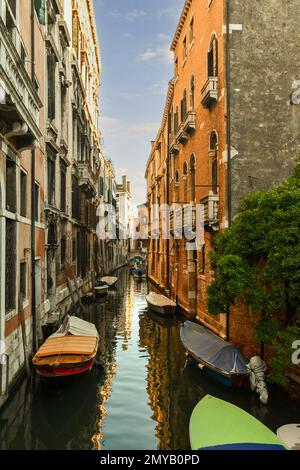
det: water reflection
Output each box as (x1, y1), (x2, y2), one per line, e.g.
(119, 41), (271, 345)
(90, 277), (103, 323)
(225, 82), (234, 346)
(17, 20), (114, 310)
(1, 268), (300, 450)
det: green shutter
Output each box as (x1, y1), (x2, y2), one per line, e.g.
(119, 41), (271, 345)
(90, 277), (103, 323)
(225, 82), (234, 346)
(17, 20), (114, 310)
(34, 0), (46, 25)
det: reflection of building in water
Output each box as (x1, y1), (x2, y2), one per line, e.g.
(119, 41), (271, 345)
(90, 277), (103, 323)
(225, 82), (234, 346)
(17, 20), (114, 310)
(139, 312), (201, 450)
(138, 313), (181, 450)
(115, 276), (135, 350)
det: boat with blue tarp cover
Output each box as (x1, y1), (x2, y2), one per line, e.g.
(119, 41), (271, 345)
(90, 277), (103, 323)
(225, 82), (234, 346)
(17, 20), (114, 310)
(180, 320), (249, 387)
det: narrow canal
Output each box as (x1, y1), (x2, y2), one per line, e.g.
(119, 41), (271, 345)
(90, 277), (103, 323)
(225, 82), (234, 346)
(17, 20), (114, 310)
(1, 268), (300, 450)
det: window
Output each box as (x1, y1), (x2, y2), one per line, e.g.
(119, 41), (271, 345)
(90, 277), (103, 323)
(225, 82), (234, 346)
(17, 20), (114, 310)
(72, 176), (80, 220)
(208, 35), (218, 77)
(21, 44), (27, 68)
(175, 170), (180, 186)
(174, 107), (179, 133)
(5, 219), (16, 313)
(20, 170), (27, 217)
(189, 17), (194, 44)
(6, 157), (16, 213)
(175, 57), (179, 77)
(47, 53), (56, 120)
(61, 83), (67, 140)
(182, 36), (187, 61)
(34, 0), (46, 25)
(34, 183), (39, 222)
(212, 158), (218, 194)
(20, 262), (27, 300)
(60, 161), (67, 212)
(61, 234), (66, 267)
(47, 155), (56, 206)
(200, 245), (206, 274)
(190, 154), (196, 202)
(181, 90), (187, 122)
(183, 162), (188, 202)
(72, 236), (77, 263)
(190, 75), (195, 111)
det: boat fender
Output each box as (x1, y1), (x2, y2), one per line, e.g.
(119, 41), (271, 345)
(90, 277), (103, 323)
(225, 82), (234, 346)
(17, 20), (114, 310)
(197, 363), (205, 371)
(247, 356), (268, 405)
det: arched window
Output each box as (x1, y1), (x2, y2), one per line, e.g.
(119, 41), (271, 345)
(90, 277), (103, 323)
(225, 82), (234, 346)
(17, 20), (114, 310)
(175, 169), (180, 185)
(181, 89), (187, 122)
(190, 154), (196, 202)
(183, 161), (188, 176)
(209, 131), (218, 157)
(208, 35), (218, 78)
(190, 75), (195, 111)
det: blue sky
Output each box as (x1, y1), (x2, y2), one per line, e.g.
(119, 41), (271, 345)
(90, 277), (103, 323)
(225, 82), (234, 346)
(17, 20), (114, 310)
(95, 0), (183, 206)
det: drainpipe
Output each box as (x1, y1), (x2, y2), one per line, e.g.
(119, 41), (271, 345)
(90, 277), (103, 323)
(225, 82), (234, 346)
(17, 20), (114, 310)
(31, 0), (37, 354)
(226, 0), (232, 341)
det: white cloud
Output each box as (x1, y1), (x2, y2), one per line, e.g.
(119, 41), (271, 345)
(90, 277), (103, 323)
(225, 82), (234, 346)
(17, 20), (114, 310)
(157, 33), (171, 42)
(125, 9), (146, 21)
(122, 33), (134, 39)
(101, 116), (159, 137)
(137, 43), (173, 65)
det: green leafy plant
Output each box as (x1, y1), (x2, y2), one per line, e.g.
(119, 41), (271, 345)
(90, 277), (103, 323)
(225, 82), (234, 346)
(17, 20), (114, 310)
(207, 163), (300, 384)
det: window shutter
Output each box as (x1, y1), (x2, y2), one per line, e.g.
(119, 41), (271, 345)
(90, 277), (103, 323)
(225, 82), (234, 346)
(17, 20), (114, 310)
(34, 0), (46, 25)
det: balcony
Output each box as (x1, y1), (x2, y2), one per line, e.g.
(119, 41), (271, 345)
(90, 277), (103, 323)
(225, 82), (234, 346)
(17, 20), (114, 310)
(78, 161), (97, 198)
(176, 111), (196, 145)
(0, 18), (42, 151)
(200, 194), (219, 229)
(170, 134), (179, 156)
(201, 77), (218, 108)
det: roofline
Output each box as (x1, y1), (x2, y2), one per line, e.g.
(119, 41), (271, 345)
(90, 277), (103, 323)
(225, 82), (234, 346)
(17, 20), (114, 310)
(170, 0), (193, 52)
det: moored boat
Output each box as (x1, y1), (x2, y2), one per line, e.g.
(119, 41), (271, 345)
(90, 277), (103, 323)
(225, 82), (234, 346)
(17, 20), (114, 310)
(100, 276), (118, 288)
(33, 316), (99, 378)
(95, 284), (109, 296)
(181, 321), (249, 387)
(145, 292), (177, 316)
(277, 424), (300, 450)
(133, 268), (147, 279)
(190, 395), (288, 450)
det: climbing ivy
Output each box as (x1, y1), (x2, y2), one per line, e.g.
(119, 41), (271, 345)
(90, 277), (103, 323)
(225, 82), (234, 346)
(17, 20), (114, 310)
(207, 164), (300, 384)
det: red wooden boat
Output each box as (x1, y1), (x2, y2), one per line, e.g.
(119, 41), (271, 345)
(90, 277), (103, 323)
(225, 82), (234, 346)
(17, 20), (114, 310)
(33, 317), (99, 378)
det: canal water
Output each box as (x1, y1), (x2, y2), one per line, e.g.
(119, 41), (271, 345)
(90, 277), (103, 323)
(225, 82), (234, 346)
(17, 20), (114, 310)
(1, 268), (300, 450)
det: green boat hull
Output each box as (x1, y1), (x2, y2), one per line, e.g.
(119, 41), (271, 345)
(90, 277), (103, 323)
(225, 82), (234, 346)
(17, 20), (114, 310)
(190, 395), (288, 450)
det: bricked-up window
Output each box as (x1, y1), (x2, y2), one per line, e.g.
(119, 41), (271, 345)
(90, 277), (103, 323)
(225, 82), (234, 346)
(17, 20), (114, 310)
(60, 161), (67, 212)
(20, 261), (27, 300)
(20, 170), (27, 217)
(208, 36), (218, 77)
(189, 17), (194, 44)
(6, 157), (16, 213)
(47, 53), (56, 120)
(47, 155), (56, 206)
(5, 219), (16, 313)
(34, 183), (39, 222)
